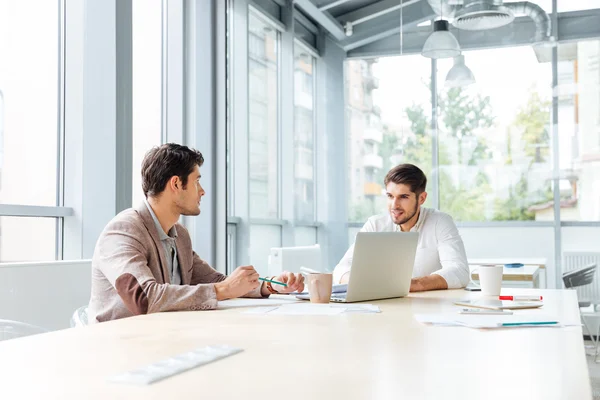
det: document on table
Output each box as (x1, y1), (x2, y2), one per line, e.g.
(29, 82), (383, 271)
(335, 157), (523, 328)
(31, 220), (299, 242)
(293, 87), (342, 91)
(415, 313), (579, 329)
(217, 298), (300, 309)
(243, 303), (380, 315)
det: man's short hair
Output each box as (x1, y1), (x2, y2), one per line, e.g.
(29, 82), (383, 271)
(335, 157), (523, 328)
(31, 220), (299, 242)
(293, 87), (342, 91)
(384, 164), (427, 195)
(141, 143), (204, 198)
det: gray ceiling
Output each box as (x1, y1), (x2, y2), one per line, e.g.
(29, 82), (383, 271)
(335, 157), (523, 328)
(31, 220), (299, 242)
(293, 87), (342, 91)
(293, 0), (600, 58)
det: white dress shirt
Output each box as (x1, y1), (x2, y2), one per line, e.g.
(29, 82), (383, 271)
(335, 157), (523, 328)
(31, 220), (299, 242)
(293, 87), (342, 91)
(333, 207), (469, 289)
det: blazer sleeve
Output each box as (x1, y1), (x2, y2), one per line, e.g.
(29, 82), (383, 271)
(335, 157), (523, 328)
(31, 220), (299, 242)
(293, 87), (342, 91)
(96, 220), (221, 314)
(190, 252), (264, 298)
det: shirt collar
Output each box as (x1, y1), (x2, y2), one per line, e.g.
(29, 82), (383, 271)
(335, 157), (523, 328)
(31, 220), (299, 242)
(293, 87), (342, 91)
(143, 199), (178, 241)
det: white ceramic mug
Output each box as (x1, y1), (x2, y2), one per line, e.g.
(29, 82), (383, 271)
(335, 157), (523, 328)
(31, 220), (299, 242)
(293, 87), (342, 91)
(470, 265), (504, 296)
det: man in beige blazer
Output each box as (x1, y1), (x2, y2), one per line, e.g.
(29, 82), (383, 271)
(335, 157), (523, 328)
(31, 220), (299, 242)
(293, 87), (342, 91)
(89, 143), (304, 323)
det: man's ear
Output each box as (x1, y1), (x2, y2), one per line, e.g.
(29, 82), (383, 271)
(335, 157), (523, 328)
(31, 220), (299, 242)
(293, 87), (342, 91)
(169, 176), (180, 191)
(419, 191), (428, 206)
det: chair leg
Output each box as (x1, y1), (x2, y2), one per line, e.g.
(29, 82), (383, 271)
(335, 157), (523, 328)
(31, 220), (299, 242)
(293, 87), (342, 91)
(582, 315), (596, 345)
(595, 318), (600, 363)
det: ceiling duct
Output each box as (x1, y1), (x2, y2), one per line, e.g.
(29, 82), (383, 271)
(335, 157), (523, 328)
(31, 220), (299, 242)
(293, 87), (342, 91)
(427, 0), (552, 42)
(454, 0), (515, 30)
(504, 1), (552, 42)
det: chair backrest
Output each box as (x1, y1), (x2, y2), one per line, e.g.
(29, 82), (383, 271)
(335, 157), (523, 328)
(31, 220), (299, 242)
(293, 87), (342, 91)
(70, 306), (89, 328)
(562, 263), (597, 289)
(0, 319), (47, 342)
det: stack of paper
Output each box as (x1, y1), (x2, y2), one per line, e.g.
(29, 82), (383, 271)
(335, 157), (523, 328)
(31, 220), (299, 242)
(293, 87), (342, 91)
(414, 313), (577, 329)
(243, 303), (380, 315)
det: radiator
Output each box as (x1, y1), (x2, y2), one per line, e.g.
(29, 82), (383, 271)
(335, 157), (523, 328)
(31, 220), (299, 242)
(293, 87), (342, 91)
(563, 252), (600, 304)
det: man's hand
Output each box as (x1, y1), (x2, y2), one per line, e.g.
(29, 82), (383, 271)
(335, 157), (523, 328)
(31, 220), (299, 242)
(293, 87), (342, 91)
(260, 271), (305, 295)
(214, 266), (260, 300)
(339, 272), (350, 284)
(410, 275), (448, 292)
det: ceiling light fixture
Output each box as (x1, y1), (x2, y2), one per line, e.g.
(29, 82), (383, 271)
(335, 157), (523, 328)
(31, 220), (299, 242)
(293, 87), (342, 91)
(422, 19), (461, 59)
(445, 55), (476, 87)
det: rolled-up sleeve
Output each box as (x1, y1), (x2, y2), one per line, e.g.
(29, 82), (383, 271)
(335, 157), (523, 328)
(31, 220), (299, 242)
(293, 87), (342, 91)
(431, 214), (469, 289)
(333, 218), (376, 284)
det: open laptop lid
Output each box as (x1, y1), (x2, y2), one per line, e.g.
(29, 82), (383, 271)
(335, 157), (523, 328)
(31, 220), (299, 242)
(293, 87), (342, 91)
(344, 232), (418, 302)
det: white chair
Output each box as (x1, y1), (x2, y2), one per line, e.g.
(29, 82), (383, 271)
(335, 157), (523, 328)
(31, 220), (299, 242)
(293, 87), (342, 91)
(0, 319), (47, 341)
(70, 305), (89, 327)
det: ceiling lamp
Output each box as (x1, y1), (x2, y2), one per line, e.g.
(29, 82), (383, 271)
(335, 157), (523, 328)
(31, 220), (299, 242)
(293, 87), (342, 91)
(445, 55), (476, 88)
(421, 20), (461, 59)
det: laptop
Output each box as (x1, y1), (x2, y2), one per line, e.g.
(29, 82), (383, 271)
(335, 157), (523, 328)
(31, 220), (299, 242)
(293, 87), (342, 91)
(297, 232), (418, 303)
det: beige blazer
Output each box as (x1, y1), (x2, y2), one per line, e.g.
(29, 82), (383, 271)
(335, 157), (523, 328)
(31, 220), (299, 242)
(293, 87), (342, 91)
(89, 203), (262, 323)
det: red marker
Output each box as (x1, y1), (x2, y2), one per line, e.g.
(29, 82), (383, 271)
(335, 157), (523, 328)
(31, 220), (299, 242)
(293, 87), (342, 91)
(499, 295), (543, 301)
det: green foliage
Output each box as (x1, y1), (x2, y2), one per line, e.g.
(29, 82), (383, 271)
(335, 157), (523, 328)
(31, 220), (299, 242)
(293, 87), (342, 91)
(512, 90), (551, 163)
(351, 81), (552, 222)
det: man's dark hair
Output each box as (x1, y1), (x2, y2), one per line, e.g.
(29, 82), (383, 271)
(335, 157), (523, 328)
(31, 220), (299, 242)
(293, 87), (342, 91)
(141, 143), (204, 198)
(384, 164), (427, 195)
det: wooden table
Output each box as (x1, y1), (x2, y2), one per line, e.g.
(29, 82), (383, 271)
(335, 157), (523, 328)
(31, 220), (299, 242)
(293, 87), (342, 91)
(472, 265), (541, 288)
(0, 289), (590, 400)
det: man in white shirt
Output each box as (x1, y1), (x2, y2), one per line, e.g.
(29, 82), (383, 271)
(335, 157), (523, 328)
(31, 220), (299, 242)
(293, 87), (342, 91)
(333, 164), (469, 292)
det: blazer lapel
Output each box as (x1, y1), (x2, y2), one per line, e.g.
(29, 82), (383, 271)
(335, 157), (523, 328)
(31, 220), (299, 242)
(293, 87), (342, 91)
(136, 202), (171, 283)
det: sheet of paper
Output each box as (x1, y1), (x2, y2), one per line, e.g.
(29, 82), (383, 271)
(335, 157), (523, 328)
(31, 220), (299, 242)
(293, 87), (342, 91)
(328, 303), (381, 313)
(243, 303), (380, 315)
(415, 313), (574, 329)
(217, 298), (300, 309)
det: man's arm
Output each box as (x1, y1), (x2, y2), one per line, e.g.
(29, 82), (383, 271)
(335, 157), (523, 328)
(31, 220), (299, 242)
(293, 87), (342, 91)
(333, 218), (377, 284)
(190, 252), (265, 298)
(333, 244), (355, 284)
(97, 223), (224, 314)
(424, 213), (470, 290)
(410, 274), (448, 292)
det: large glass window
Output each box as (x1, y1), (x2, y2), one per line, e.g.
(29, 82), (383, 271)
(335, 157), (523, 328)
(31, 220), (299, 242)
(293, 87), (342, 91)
(436, 47), (552, 221)
(555, 39), (600, 221)
(0, 1), (61, 261)
(294, 43), (315, 222)
(346, 56), (432, 222)
(248, 12), (279, 219)
(132, 0), (163, 205)
(0, 1), (59, 207)
(0, 217), (56, 262)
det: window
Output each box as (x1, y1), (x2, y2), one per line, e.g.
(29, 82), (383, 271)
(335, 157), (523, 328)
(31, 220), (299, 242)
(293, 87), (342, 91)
(0, 1), (62, 261)
(556, 39), (600, 221)
(132, 0), (162, 205)
(346, 56), (432, 222)
(0, 217), (56, 262)
(0, 1), (59, 206)
(248, 12), (279, 219)
(294, 44), (315, 221)
(436, 47), (552, 222)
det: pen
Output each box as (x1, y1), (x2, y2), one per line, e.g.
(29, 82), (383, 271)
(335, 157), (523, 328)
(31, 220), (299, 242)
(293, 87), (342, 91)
(258, 277), (288, 287)
(501, 321), (558, 327)
(499, 295), (543, 301)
